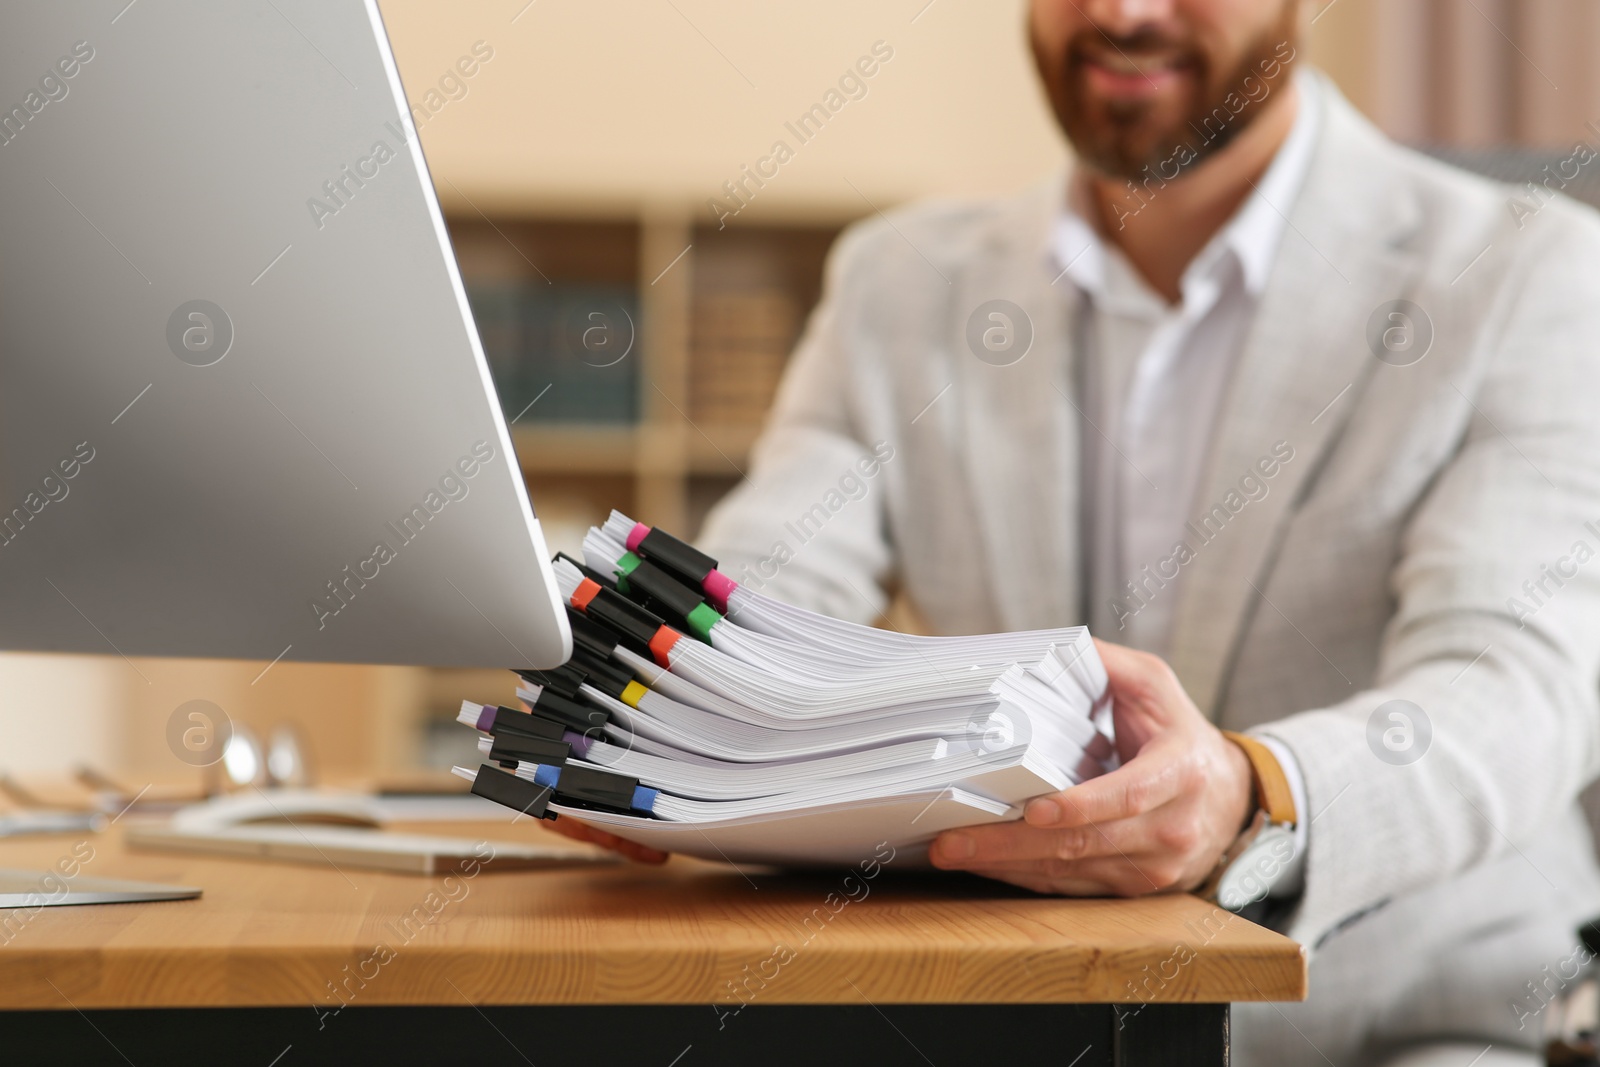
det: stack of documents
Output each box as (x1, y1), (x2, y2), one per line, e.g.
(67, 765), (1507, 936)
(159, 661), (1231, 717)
(454, 511), (1113, 865)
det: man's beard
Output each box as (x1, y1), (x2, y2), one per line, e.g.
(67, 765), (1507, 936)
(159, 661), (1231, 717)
(1033, 5), (1299, 182)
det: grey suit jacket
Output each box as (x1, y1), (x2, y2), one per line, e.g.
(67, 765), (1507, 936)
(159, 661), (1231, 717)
(699, 79), (1600, 1059)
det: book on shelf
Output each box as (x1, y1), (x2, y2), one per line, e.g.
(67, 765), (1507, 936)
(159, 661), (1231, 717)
(463, 280), (640, 425)
(455, 511), (1114, 866)
(688, 290), (798, 425)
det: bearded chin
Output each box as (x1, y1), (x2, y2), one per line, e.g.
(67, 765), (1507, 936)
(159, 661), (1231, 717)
(1097, 101), (1189, 179)
(1063, 99), (1200, 182)
(1046, 3), (1299, 183)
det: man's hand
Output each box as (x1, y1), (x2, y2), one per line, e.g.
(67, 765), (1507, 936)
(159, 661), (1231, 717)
(930, 639), (1255, 896)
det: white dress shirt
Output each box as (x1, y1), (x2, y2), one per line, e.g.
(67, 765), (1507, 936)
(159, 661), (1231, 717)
(1054, 72), (1323, 898)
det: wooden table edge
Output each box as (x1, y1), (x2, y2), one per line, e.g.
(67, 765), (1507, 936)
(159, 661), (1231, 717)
(0, 939), (1307, 1010)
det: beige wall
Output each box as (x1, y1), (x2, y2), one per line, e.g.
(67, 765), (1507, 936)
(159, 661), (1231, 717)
(379, 0), (1069, 221)
(0, 651), (424, 782)
(110, 659), (427, 784)
(0, 654), (121, 775)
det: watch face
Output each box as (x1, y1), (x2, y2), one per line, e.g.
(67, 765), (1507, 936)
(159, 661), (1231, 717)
(1217, 825), (1297, 912)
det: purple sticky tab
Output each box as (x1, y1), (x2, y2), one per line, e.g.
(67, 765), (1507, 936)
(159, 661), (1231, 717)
(475, 704), (495, 732)
(565, 730), (593, 758)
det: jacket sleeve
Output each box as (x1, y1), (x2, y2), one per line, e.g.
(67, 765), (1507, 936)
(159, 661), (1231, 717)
(1256, 217), (1600, 950)
(696, 223), (898, 624)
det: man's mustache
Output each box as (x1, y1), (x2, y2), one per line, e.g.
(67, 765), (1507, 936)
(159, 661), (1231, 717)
(1066, 27), (1200, 71)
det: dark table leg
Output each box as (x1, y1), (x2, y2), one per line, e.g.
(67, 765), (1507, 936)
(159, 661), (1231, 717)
(1114, 1003), (1230, 1066)
(0, 1001), (1230, 1065)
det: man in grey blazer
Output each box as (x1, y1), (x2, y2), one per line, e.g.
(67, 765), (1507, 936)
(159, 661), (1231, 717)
(690, 0), (1600, 1063)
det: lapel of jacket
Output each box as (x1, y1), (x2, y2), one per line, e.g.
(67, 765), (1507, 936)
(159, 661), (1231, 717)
(1164, 84), (1426, 716)
(951, 175), (1083, 630)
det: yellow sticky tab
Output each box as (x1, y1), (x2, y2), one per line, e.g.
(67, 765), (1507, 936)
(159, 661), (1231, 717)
(620, 681), (648, 708)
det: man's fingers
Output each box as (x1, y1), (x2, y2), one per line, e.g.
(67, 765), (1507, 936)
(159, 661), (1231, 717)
(1092, 638), (1171, 702)
(1027, 748), (1187, 828)
(935, 643), (1229, 899)
(931, 813), (1151, 868)
(1092, 638), (1192, 755)
(963, 856), (1169, 897)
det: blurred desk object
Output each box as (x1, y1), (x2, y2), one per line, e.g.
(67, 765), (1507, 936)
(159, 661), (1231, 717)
(0, 820), (1303, 1066)
(1418, 145), (1600, 211)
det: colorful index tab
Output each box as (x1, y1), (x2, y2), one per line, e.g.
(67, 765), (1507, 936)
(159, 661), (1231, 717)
(473, 703), (496, 732)
(624, 522), (737, 612)
(569, 581), (682, 668)
(612, 551), (642, 593)
(701, 569), (738, 612)
(685, 602), (720, 642)
(648, 626), (680, 666)
(571, 578), (602, 611)
(529, 763), (657, 814)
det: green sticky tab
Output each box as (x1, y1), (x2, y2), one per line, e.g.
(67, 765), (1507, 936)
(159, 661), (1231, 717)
(686, 602), (722, 642)
(613, 551), (641, 593)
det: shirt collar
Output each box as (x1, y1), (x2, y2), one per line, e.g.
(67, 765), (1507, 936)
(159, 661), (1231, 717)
(1052, 69), (1323, 307)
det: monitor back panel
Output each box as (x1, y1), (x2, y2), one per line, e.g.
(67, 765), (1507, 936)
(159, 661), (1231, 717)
(0, 1), (570, 667)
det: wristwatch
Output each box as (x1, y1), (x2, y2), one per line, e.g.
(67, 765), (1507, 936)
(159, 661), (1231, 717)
(1200, 731), (1300, 912)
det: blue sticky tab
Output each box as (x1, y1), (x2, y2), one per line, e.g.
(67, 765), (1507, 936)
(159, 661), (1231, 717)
(631, 786), (658, 814)
(533, 764), (561, 789)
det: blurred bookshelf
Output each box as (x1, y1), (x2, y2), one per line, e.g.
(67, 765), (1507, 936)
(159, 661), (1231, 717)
(448, 209), (840, 544)
(418, 207), (846, 768)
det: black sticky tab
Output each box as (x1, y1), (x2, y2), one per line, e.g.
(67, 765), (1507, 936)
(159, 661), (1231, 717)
(468, 764), (555, 821)
(567, 609), (622, 661)
(623, 559), (706, 620)
(552, 763), (640, 811)
(583, 586), (666, 650)
(514, 665), (584, 700)
(488, 733), (571, 766)
(487, 706), (567, 742)
(530, 688), (608, 731)
(636, 527), (717, 584)
(566, 654), (631, 701)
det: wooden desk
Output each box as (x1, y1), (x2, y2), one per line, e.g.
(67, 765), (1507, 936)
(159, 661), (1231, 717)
(0, 820), (1305, 1066)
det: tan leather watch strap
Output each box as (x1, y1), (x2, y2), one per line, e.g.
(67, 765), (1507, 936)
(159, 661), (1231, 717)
(1221, 731), (1297, 826)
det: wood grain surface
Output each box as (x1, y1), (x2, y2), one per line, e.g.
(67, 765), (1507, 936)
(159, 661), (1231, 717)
(0, 820), (1306, 1011)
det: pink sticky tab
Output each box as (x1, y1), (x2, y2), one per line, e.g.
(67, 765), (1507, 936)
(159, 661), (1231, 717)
(626, 523), (650, 552)
(703, 569), (737, 612)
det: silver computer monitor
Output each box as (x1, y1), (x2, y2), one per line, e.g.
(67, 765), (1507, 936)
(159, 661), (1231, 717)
(0, 0), (571, 668)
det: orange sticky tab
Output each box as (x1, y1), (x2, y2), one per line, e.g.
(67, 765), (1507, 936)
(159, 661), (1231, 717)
(648, 626), (680, 667)
(571, 578), (601, 611)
